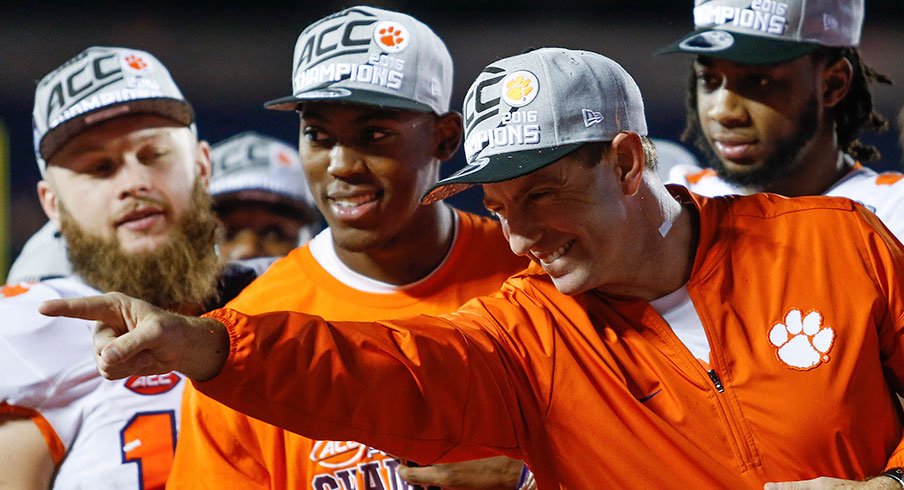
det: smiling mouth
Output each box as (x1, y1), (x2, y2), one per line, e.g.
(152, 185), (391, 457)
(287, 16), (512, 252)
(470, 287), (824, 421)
(330, 192), (379, 208)
(534, 240), (574, 266)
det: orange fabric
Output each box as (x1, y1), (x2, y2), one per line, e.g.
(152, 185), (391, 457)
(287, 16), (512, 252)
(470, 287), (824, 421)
(0, 403), (66, 465)
(196, 189), (904, 488)
(876, 173), (904, 186)
(168, 211), (528, 489)
(686, 168), (716, 185)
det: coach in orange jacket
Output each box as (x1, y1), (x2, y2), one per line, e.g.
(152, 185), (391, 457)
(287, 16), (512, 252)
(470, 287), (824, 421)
(42, 48), (904, 489)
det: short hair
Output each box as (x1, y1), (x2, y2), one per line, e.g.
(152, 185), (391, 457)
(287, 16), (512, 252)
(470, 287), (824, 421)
(573, 136), (658, 171)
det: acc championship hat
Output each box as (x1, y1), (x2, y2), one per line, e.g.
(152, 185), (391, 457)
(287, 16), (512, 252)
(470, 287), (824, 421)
(658, 0), (863, 64)
(265, 5), (452, 114)
(209, 131), (316, 213)
(423, 48), (647, 204)
(33, 46), (194, 173)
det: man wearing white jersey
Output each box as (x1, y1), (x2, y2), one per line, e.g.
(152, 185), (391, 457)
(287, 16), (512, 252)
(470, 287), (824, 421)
(659, 0), (903, 239)
(0, 46), (221, 489)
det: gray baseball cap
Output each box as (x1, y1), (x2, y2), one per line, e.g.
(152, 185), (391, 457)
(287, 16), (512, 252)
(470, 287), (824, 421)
(265, 6), (452, 115)
(423, 48), (647, 204)
(209, 131), (315, 213)
(33, 46), (194, 173)
(658, 0), (863, 64)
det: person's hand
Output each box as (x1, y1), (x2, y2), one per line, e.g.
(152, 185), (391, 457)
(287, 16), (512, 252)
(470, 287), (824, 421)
(397, 456), (526, 490)
(765, 476), (902, 489)
(39, 292), (229, 381)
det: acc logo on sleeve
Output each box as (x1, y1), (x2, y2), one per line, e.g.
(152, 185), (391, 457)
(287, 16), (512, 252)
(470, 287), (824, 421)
(124, 372), (182, 395)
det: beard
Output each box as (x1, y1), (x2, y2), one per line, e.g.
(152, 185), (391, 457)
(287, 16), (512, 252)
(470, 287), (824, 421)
(60, 180), (222, 311)
(689, 95), (820, 190)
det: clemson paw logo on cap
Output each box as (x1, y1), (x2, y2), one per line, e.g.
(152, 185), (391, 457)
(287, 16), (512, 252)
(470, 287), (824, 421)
(373, 21), (409, 53)
(768, 309), (835, 370)
(120, 53), (151, 73)
(501, 70), (539, 108)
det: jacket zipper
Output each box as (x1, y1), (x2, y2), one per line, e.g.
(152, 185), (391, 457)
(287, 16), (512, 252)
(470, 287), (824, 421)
(707, 369), (724, 392)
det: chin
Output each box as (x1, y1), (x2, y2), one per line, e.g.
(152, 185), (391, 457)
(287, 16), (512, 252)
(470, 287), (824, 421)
(118, 234), (170, 255)
(550, 273), (592, 297)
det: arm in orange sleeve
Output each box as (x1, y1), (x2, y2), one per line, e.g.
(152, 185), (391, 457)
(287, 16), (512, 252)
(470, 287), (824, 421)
(853, 207), (904, 470)
(194, 291), (540, 465)
(167, 383), (269, 490)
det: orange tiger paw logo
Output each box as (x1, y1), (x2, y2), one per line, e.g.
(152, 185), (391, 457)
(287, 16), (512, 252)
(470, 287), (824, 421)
(373, 21), (409, 53)
(379, 26), (404, 47)
(123, 54), (148, 71)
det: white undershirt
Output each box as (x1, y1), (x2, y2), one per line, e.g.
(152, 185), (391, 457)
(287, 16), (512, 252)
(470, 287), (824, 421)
(307, 213), (460, 293)
(649, 284), (711, 362)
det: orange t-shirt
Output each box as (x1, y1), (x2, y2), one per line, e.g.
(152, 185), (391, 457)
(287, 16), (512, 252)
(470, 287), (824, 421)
(168, 210), (528, 489)
(198, 189), (904, 489)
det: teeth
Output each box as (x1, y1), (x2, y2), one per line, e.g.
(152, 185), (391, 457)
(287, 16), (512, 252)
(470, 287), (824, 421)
(536, 241), (573, 265)
(333, 194), (376, 208)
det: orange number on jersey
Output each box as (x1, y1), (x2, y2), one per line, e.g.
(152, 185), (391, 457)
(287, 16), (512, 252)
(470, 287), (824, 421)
(120, 410), (176, 490)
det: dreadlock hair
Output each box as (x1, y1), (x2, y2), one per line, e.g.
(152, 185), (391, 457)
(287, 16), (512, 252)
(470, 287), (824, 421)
(682, 47), (892, 163)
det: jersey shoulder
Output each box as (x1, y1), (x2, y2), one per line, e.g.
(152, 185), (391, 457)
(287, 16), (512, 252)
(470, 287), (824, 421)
(0, 279), (97, 410)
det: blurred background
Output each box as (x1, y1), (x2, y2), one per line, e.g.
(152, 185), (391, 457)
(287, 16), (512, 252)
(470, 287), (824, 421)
(1, 0), (902, 277)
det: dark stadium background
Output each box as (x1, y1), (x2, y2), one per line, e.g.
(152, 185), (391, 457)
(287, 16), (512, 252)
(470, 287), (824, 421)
(1, 1), (901, 273)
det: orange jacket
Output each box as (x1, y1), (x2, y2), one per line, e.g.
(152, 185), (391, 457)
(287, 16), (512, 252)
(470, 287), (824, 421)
(197, 189), (904, 489)
(167, 210), (528, 489)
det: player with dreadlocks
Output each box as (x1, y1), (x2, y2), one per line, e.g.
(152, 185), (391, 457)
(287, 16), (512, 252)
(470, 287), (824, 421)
(660, 0), (904, 239)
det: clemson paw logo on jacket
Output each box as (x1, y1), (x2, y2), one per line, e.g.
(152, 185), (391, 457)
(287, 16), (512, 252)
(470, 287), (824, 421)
(768, 309), (835, 370)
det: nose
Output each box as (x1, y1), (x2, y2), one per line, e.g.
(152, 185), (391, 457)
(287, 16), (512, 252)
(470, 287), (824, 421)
(501, 215), (541, 257)
(705, 85), (750, 128)
(116, 155), (153, 200)
(327, 144), (366, 178)
(221, 229), (265, 260)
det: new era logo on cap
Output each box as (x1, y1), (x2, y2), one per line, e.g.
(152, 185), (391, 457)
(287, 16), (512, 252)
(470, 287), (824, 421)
(659, 0), (863, 64)
(423, 48), (647, 204)
(265, 6), (453, 115)
(582, 109), (603, 127)
(32, 46), (194, 173)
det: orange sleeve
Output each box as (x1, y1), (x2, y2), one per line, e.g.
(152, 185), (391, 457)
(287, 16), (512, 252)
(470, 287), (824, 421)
(167, 384), (269, 489)
(853, 207), (904, 470)
(195, 296), (534, 465)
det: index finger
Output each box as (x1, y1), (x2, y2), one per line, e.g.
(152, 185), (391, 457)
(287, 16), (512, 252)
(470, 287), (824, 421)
(39, 294), (126, 325)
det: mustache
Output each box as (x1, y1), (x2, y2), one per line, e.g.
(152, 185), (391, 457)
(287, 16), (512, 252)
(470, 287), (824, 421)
(110, 197), (171, 226)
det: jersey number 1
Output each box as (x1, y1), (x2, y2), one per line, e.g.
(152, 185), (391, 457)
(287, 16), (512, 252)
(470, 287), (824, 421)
(120, 410), (177, 490)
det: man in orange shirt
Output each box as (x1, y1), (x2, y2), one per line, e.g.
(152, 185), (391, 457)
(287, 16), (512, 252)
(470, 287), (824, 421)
(162, 6), (530, 490)
(43, 48), (904, 489)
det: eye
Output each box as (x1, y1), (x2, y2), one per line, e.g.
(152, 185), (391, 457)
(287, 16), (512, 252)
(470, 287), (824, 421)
(526, 189), (552, 202)
(138, 146), (170, 162)
(696, 71), (721, 91)
(362, 128), (390, 142)
(302, 127), (331, 143)
(86, 159), (117, 177)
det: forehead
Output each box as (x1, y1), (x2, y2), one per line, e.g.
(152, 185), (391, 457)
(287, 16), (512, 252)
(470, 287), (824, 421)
(48, 115), (192, 165)
(693, 54), (814, 73)
(482, 157), (576, 201)
(299, 101), (427, 123)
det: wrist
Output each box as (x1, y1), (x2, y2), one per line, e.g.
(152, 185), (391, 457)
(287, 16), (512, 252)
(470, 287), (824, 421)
(184, 317), (230, 381)
(877, 468), (904, 489)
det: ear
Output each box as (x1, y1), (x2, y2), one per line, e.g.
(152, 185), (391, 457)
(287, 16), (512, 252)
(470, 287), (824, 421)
(37, 178), (61, 226)
(432, 112), (463, 161)
(610, 132), (645, 196)
(821, 56), (853, 109)
(195, 140), (212, 188)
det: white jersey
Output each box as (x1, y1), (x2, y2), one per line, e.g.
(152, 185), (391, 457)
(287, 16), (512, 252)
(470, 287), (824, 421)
(668, 162), (904, 240)
(0, 278), (185, 490)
